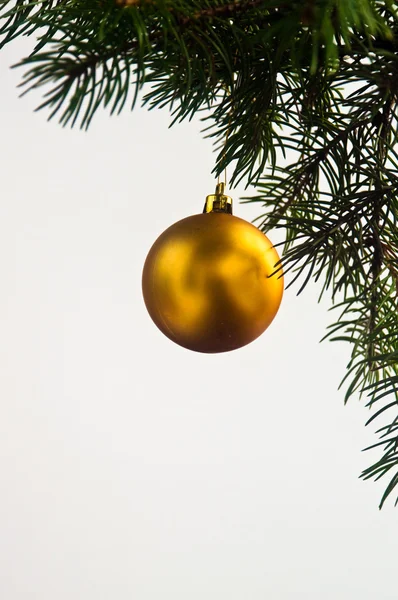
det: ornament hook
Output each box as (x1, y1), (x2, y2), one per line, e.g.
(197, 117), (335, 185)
(203, 181), (233, 214)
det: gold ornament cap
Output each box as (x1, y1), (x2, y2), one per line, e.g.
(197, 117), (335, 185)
(203, 182), (232, 214)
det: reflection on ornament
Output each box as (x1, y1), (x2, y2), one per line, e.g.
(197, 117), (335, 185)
(142, 183), (283, 353)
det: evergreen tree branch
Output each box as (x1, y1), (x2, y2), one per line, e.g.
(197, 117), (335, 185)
(1, 0), (398, 506)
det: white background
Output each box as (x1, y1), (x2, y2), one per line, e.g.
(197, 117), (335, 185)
(0, 38), (397, 600)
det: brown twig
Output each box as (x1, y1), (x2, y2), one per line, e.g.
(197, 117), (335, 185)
(115, 0), (269, 23)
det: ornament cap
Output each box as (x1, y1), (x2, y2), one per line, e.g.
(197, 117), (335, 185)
(203, 182), (233, 214)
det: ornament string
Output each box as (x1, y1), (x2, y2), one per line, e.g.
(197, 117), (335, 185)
(217, 127), (229, 189)
(216, 66), (238, 190)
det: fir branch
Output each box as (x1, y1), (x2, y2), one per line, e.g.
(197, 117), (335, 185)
(2, 0), (398, 507)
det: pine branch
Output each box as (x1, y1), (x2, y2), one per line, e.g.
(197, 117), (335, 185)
(247, 61), (398, 504)
(2, 0), (398, 506)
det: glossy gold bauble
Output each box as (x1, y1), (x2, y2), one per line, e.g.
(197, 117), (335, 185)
(142, 187), (283, 353)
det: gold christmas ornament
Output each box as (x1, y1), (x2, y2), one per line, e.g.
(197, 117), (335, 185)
(142, 183), (283, 353)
